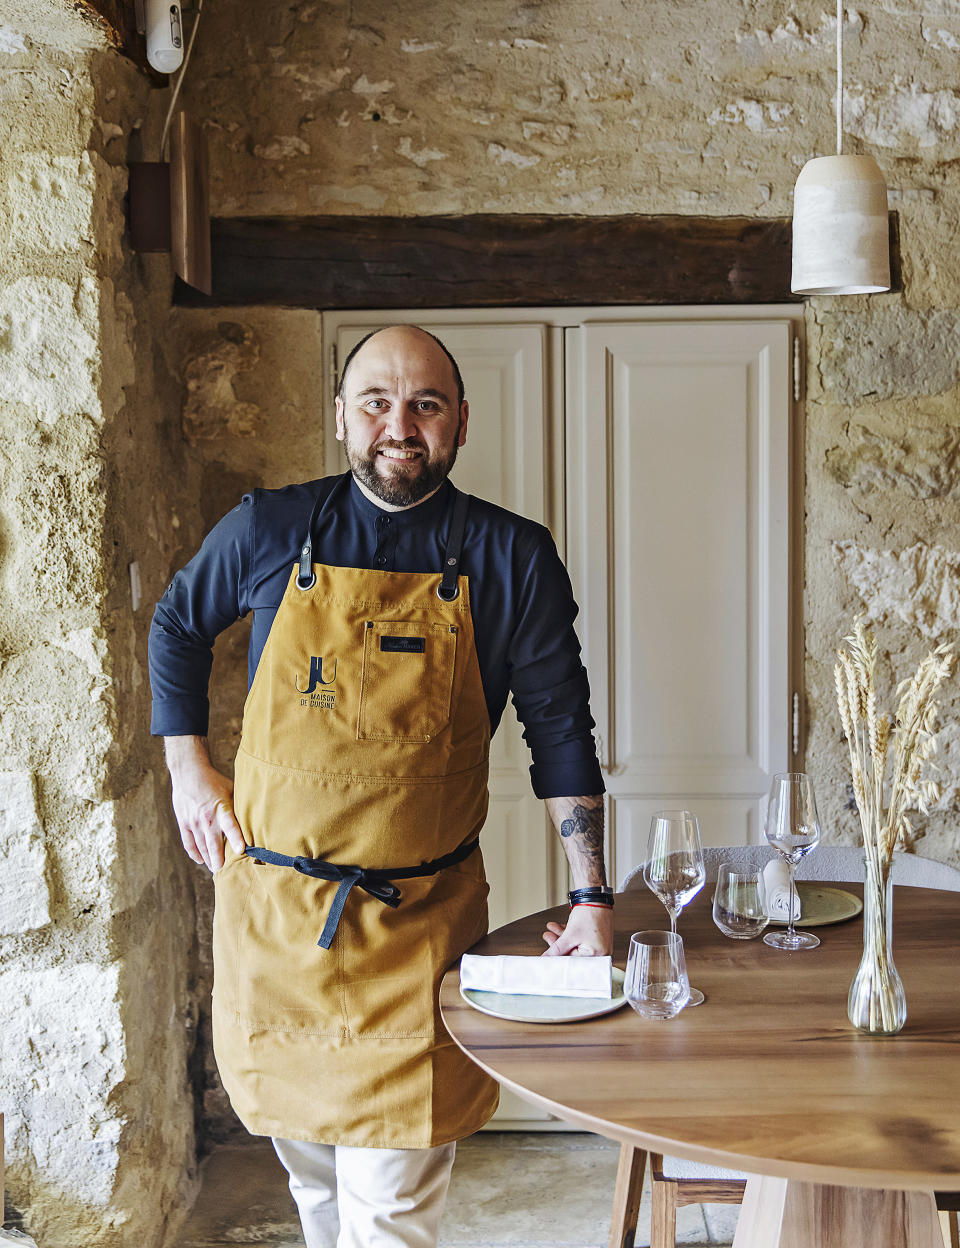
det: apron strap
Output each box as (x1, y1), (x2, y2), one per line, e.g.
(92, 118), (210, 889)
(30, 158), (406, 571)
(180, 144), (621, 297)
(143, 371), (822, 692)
(437, 489), (470, 601)
(298, 476), (470, 597)
(244, 836), (481, 950)
(297, 473), (351, 590)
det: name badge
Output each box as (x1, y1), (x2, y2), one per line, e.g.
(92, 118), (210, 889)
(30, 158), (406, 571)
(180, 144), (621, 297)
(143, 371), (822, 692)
(380, 635), (426, 654)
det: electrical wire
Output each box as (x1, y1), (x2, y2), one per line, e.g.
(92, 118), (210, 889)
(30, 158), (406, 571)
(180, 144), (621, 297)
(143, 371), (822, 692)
(836, 0), (844, 157)
(159, 0), (205, 161)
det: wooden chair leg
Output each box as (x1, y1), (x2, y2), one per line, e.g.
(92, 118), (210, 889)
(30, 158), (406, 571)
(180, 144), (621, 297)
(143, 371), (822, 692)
(608, 1144), (647, 1248)
(651, 1174), (679, 1248)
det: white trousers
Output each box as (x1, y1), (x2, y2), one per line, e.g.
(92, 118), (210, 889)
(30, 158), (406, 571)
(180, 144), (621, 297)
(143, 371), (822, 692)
(272, 1136), (456, 1248)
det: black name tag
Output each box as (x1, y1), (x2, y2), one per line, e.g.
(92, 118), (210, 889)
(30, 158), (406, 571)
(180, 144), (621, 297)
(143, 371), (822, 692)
(380, 635), (426, 654)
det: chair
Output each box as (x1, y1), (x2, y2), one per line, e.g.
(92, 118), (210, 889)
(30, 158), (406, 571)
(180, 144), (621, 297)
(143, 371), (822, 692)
(609, 846), (960, 1248)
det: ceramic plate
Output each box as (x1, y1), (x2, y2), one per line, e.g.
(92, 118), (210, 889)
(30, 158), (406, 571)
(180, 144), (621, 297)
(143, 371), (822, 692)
(769, 883), (863, 927)
(460, 967), (628, 1024)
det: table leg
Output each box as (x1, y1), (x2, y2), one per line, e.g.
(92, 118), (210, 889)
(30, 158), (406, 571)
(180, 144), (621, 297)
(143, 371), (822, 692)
(732, 1176), (942, 1248)
(608, 1145), (647, 1248)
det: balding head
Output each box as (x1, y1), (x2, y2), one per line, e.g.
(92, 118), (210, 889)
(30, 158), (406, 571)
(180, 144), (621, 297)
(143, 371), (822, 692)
(338, 325), (465, 407)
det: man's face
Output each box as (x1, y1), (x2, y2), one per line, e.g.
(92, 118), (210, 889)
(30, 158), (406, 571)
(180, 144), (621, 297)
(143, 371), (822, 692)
(335, 327), (468, 507)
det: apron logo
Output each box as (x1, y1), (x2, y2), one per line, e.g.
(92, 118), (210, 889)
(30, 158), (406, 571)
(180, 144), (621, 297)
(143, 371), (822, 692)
(296, 656), (338, 709)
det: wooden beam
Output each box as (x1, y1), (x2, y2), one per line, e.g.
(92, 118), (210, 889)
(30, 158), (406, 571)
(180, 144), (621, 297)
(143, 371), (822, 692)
(173, 213), (901, 310)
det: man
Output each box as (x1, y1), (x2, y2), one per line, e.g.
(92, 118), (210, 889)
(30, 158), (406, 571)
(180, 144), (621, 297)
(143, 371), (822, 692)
(149, 324), (612, 1248)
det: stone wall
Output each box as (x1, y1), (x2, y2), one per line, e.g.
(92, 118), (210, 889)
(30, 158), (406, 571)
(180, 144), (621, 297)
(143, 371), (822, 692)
(169, 0), (960, 1141)
(0, 4), (203, 1243)
(172, 308), (325, 1140)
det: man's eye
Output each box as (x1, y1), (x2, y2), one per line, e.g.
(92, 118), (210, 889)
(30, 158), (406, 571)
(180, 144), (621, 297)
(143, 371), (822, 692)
(365, 399), (386, 411)
(417, 401), (439, 412)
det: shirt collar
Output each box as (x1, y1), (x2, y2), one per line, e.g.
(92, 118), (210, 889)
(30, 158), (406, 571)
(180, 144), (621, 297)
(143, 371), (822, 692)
(346, 473), (454, 527)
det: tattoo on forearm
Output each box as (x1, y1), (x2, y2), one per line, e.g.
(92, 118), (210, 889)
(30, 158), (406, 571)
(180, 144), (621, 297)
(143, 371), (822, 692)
(560, 803), (603, 850)
(559, 800), (606, 881)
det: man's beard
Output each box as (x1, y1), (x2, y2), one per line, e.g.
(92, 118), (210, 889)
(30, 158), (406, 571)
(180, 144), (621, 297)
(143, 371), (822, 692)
(343, 431), (459, 507)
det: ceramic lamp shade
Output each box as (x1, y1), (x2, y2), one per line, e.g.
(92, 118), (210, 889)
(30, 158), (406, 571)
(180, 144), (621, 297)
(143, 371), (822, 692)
(791, 154), (890, 295)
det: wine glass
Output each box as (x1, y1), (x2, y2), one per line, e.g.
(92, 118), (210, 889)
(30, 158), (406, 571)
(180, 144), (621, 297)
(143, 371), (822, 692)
(762, 772), (822, 951)
(624, 931), (691, 1020)
(712, 863), (769, 940)
(643, 810), (706, 1005)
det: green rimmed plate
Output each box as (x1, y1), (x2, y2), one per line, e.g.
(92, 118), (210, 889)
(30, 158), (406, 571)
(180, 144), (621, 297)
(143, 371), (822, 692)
(460, 967), (629, 1024)
(769, 883), (863, 927)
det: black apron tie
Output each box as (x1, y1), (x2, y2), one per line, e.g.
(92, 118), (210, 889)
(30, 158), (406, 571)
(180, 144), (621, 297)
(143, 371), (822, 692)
(244, 837), (481, 949)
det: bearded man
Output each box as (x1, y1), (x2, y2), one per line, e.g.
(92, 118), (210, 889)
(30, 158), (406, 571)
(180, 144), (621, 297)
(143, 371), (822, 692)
(148, 324), (611, 1248)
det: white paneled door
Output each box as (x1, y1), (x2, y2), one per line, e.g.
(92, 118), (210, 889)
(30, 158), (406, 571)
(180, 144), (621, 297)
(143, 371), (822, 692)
(565, 321), (792, 886)
(324, 309), (796, 1127)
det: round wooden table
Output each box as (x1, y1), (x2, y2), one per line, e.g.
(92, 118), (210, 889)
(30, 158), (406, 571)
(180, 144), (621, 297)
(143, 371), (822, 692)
(440, 885), (960, 1248)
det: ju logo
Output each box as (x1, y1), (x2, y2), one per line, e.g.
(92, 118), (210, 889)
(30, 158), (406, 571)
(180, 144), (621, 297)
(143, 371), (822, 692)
(296, 656), (337, 709)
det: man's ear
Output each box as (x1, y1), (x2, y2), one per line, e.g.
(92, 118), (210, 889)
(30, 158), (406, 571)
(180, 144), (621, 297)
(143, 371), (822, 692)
(335, 395), (345, 442)
(457, 399), (469, 448)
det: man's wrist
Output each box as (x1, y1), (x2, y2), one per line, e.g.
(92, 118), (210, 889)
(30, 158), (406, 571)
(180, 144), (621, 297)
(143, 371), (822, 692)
(163, 734), (211, 776)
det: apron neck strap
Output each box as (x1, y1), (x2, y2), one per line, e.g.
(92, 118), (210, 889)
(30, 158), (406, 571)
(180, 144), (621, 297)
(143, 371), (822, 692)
(297, 475), (470, 596)
(298, 474), (351, 589)
(437, 488), (469, 601)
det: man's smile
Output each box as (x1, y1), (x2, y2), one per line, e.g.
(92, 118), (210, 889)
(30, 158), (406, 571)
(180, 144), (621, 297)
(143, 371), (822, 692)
(377, 445), (423, 463)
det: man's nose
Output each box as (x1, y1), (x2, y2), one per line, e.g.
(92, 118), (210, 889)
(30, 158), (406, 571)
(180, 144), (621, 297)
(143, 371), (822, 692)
(383, 403), (418, 441)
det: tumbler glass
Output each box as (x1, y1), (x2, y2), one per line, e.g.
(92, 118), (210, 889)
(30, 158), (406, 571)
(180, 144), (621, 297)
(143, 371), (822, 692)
(624, 930), (691, 1020)
(712, 863), (770, 940)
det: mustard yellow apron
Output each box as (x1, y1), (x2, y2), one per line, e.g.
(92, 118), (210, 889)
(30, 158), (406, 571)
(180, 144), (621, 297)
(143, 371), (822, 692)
(212, 485), (499, 1147)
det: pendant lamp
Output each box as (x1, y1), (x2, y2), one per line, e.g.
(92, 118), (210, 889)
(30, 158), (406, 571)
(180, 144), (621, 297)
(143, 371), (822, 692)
(791, 0), (890, 294)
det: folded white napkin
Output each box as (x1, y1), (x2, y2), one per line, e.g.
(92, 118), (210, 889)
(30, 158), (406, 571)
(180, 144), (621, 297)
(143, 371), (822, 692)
(459, 954), (613, 999)
(760, 859), (801, 920)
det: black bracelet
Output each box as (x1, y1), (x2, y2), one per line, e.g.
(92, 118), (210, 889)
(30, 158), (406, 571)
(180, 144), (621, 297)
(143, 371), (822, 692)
(568, 886), (614, 908)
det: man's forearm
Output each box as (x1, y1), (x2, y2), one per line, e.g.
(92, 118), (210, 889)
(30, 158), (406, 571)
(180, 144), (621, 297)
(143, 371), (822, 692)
(544, 795), (607, 889)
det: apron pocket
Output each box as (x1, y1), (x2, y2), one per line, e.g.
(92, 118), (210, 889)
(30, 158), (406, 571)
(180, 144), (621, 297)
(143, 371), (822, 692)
(357, 620), (457, 743)
(234, 865), (349, 1035)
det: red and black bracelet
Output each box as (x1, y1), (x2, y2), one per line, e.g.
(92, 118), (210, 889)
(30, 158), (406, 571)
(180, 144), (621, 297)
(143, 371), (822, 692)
(568, 886), (614, 909)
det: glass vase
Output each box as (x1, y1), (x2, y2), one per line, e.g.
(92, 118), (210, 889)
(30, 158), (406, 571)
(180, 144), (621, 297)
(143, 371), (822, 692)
(847, 858), (907, 1036)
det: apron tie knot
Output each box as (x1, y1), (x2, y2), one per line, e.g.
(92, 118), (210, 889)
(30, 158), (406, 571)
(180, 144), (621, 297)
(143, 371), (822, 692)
(243, 840), (479, 950)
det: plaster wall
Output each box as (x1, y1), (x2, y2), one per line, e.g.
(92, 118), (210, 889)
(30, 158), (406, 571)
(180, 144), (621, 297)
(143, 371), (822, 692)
(168, 0), (960, 1142)
(0, 4), (203, 1243)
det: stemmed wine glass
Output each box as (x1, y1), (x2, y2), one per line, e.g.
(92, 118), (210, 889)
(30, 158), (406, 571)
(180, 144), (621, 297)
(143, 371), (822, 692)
(762, 772), (822, 951)
(643, 810), (706, 1006)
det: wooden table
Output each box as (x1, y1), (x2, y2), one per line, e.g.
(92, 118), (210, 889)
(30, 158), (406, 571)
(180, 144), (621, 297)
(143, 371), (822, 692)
(439, 885), (960, 1248)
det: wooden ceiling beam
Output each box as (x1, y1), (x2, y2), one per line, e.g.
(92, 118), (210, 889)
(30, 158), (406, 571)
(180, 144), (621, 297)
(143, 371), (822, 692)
(172, 212), (901, 310)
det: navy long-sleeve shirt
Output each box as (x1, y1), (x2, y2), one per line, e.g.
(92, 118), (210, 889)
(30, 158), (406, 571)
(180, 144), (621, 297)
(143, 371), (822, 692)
(148, 472), (604, 799)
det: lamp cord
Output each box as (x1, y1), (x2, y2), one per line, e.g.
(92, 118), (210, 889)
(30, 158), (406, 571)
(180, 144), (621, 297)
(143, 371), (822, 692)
(160, 0), (205, 161)
(836, 0), (843, 156)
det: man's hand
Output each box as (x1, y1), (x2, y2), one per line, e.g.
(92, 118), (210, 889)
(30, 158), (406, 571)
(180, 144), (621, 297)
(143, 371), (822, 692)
(541, 904), (614, 957)
(164, 736), (246, 872)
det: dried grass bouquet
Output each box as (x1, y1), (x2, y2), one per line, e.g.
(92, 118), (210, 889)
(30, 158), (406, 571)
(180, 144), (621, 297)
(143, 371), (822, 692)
(834, 619), (954, 874)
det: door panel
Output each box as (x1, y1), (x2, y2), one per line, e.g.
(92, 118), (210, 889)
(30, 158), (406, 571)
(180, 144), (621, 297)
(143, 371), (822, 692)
(566, 321), (791, 888)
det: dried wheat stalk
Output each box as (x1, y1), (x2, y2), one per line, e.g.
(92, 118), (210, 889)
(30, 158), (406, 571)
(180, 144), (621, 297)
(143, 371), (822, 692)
(834, 619), (953, 872)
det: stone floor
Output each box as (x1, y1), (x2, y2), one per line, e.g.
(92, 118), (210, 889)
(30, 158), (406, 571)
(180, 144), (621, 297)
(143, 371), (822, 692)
(175, 1133), (739, 1248)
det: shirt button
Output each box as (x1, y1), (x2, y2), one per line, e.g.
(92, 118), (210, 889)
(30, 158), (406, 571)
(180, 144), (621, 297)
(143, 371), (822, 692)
(376, 556), (386, 566)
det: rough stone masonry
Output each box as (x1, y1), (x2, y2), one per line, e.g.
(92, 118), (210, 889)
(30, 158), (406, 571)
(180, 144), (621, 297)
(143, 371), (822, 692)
(2, 0), (960, 1244)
